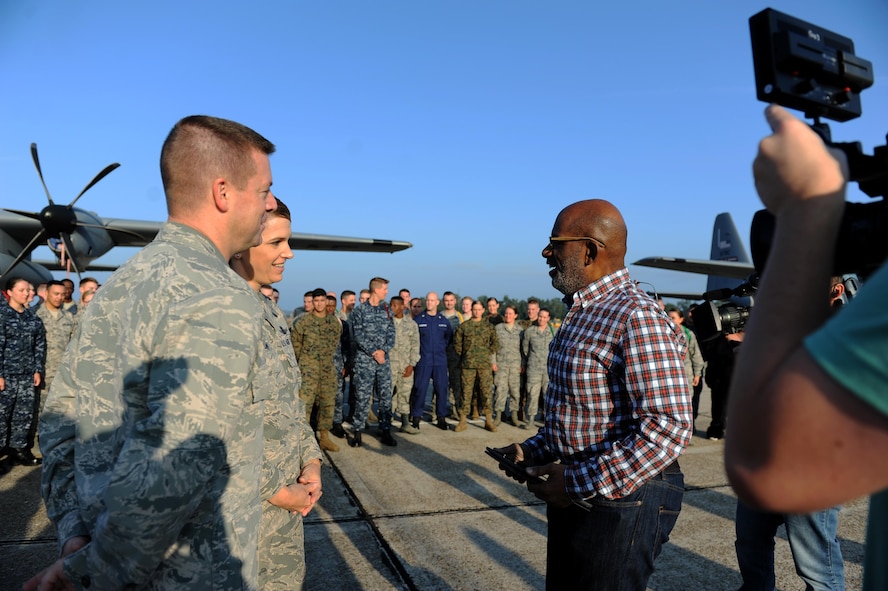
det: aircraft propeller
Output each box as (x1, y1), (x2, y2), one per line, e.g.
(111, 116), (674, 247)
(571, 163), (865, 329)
(1, 143), (121, 278)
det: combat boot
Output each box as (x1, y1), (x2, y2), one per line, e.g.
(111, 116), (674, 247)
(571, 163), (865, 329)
(483, 410), (498, 432)
(454, 413), (468, 432)
(470, 403), (479, 420)
(318, 430), (340, 452)
(330, 422), (346, 438)
(400, 413), (419, 434)
(492, 410), (502, 426)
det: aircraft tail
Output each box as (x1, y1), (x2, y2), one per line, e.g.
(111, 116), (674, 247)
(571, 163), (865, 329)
(706, 213), (750, 295)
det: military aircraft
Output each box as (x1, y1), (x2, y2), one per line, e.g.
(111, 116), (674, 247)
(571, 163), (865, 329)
(1, 144), (412, 287)
(633, 212), (755, 300)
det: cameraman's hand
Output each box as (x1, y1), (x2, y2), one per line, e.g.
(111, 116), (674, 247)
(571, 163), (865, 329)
(754, 105), (848, 217)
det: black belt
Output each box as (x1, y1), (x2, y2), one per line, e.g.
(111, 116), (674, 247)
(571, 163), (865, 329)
(661, 459), (681, 475)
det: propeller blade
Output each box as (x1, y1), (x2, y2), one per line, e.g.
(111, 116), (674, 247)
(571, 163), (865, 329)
(0, 208), (41, 221)
(76, 222), (146, 241)
(30, 143), (55, 205)
(69, 162), (120, 208)
(1, 229), (48, 277)
(60, 233), (81, 276)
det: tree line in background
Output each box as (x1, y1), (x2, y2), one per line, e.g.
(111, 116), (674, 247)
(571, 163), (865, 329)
(474, 295), (568, 323)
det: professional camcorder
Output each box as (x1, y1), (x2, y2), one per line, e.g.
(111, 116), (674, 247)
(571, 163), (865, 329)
(691, 276), (758, 343)
(748, 8), (888, 279)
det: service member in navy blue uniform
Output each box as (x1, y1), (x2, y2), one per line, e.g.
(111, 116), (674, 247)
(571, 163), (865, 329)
(410, 292), (453, 431)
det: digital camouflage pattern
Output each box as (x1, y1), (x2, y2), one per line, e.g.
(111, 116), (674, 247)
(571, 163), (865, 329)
(454, 320), (498, 415)
(35, 306), (73, 386)
(258, 295), (323, 590)
(493, 322), (523, 416)
(1, 303), (45, 449)
(350, 300), (396, 431)
(40, 223), (274, 590)
(390, 314), (420, 416)
(521, 323), (554, 423)
(291, 313), (341, 431)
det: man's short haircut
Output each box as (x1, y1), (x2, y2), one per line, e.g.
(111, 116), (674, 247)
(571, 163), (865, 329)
(443, 291), (455, 298)
(311, 288), (327, 298)
(341, 290), (355, 300)
(326, 295), (337, 303)
(271, 197), (291, 221)
(61, 278), (74, 287)
(272, 288), (280, 295)
(391, 296), (404, 305)
(527, 298), (540, 306)
(80, 277), (99, 286)
(304, 290), (314, 298)
(160, 115), (275, 215)
(360, 288), (370, 296)
(540, 307), (551, 315)
(462, 295), (473, 303)
(369, 277), (389, 291)
(47, 280), (66, 290)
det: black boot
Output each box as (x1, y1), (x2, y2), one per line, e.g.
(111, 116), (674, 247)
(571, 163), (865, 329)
(11, 449), (41, 467)
(379, 429), (397, 447)
(349, 430), (362, 448)
(330, 422), (346, 438)
(411, 416), (421, 430)
(436, 417), (449, 431)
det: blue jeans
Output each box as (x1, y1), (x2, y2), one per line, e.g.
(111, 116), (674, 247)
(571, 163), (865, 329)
(546, 471), (684, 591)
(735, 500), (844, 591)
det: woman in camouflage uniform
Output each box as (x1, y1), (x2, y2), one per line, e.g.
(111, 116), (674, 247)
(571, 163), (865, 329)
(0, 277), (46, 470)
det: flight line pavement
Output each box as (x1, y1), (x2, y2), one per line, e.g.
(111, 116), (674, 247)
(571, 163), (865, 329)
(1, 390), (868, 590)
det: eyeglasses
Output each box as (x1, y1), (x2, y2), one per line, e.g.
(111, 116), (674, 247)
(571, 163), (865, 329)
(547, 236), (606, 250)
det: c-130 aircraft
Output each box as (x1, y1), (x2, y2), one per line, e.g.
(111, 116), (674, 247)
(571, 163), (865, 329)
(1, 144), (412, 287)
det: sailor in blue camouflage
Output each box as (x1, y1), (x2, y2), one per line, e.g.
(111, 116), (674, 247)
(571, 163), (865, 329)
(1, 278), (46, 453)
(349, 278), (396, 434)
(35, 115), (277, 590)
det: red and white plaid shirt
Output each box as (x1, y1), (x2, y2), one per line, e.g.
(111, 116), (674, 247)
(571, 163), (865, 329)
(522, 268), (692, 502)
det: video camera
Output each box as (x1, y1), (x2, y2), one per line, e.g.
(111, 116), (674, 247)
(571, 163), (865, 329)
(748, 8), (888, 279)
(691, 275), (758, 343)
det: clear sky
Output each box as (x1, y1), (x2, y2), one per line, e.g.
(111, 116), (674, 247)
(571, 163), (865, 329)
(2, 0), (886, 312)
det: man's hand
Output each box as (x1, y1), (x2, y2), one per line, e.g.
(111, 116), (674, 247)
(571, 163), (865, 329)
(23, 536), (89, 591)
(526, 463), (572, 508)
(34, 373), (42, 388)
(754, 105), (848, 217)
(372, 350), (386, 365)
(403, 366), (414, 378)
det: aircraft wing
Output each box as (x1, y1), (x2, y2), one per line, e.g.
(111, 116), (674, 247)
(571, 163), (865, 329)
(102, 219), (412, 253)
(633, 257), (754, 280)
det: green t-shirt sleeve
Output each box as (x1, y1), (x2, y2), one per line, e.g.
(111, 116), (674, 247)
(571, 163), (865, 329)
(805, 265), (888, 418)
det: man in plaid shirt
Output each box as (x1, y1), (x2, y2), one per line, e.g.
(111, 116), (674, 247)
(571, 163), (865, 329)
(498, 199), (692, 590)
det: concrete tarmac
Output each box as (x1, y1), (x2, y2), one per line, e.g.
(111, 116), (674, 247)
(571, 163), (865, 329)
(1, 389), (868, 590)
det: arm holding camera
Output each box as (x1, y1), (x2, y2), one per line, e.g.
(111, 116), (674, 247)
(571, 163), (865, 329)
(725, 105), (888, 513)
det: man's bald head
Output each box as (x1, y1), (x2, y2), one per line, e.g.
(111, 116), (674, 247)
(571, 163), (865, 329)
(544, 199), (628, 295)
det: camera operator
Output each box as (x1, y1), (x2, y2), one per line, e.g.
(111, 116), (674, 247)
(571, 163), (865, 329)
(725, 105), (888, 591)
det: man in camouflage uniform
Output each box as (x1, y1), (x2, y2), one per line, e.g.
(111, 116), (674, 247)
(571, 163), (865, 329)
(292, 288), (342, 452)
(453, 300), (499, 432)
(30, 280), (76, 451)
(520, 307), (554, 429)
(389, 296), (420, 434)
(31, 115), (277, 590)
(493, 305), (524, 426)
(349, 277), (397, 447)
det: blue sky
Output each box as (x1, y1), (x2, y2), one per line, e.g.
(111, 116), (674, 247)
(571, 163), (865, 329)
(2, 0), (886, 311)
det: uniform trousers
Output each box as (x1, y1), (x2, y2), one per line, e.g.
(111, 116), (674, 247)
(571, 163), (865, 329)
(410, 363), (449, 420)
(1, 374), (36, 450)
(352, 355), (393, 431)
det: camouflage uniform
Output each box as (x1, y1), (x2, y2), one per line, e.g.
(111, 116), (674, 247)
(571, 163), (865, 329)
(1, 303), (46, 450)
(441, 311), (462, 412)
(258, 296), (324, 590)
(493, 322), (523, 419)
(40, 223), (273, 590)
(521, 323), (554, 424)
(390, 314), (420, 416)
(453, 320), (499, 415)
(34, 306), (75, 444)
(350, 300), (395, 431)
(291, 314), (341, 431)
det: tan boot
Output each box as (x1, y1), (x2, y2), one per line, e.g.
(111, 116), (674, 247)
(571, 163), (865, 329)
(454, 413), (468, 432)
(368, 408), (378, 423)
(470, 402), (479, 420)
(318, 430), (340, 452)
(483, 410), (498, 432)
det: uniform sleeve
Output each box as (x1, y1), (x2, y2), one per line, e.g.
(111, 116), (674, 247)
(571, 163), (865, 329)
(47, 290), (264, 589)
(563, 308), (692, 501)
(34, 315), (47, 374)
(291, 318), (305, 361)
(408, 323), (420, 366)
(688, 331), (704, 377)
